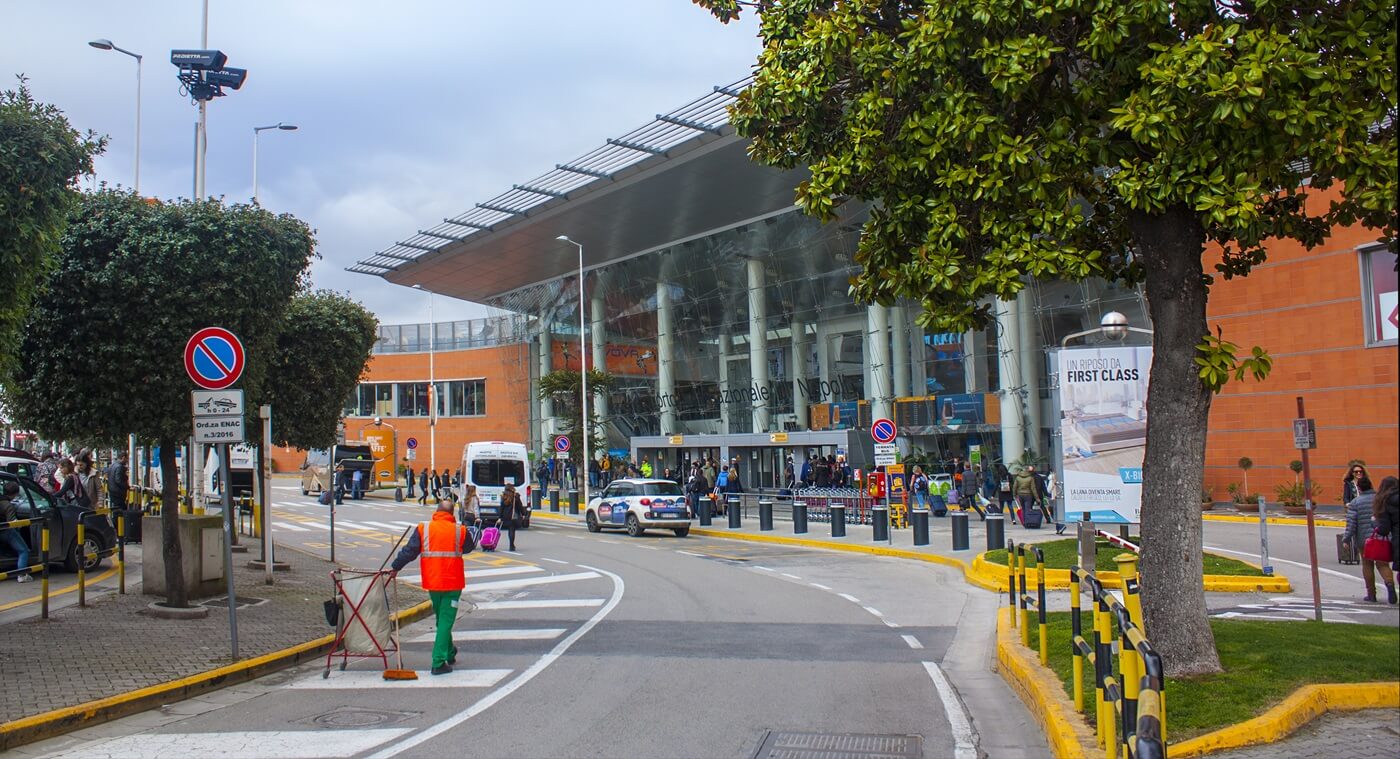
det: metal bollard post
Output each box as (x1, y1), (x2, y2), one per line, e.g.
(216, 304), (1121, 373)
(534, 488), (545, 512)
(41, 524), (50, 620)
(1115, 553), (1144, 630)
(1006, 538), (1017, 619)
(77, 522), (86, 608)
(700, 495), (712, 526)
(793, 501), (807, 534)
(830, 504), (846, 537)
(117, 512), (126, 594)
(985, 513), (1005, 553)
(912, 509), (930, 546)
(1018, 545), (1031, 646)
(1036, 549), (1049, 665)
(550, 487), (560, 512)
(727, 497), (741, 528)
(1070, 568), (1084, 713)
(949, 510), (969, 550)
(759, 499), (773, 531)
(568, 489), (578, 516)
(872, 506), (889, 542)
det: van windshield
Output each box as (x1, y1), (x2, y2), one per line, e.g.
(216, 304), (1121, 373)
(472, 459), (526, 487)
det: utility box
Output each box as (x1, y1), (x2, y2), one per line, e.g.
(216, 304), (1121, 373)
(142, 514), (227, 598)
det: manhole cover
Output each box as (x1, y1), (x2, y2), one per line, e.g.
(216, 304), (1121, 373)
(201, 596), (268, 610)
(753, 732), (922, 759)
(299, 707), (420, 729)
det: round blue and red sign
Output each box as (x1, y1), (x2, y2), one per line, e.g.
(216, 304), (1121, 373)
(406, 437), (418, 450)
(554, 436), (571, 453)
(184, 327), (245, 390)
(871, 418), (898, 444)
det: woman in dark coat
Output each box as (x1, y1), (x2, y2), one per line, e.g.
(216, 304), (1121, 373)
(498, 483), (528, 552)
(1373, 476), (1399, 574)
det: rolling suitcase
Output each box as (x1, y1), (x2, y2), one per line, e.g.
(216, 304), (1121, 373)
(479, 525), (501, 552)
(1021, 506), (1043, 529)
(1337, 532), (1360, 565)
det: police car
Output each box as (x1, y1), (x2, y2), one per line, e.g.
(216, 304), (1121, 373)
(584, 478), (691, 537)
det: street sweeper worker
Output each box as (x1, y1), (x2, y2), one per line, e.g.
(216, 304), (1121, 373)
(389, 500), (475, 675)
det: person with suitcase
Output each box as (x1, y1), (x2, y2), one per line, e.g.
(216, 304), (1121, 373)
(388, 500), (476, 675)
(499, 483), (527, 553)
(1013, 465), (1040, 527)
(1342, 476), (1396, 603)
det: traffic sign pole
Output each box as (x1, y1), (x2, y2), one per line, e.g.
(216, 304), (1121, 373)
(220, 442), (239, 659)
(1296, 397), (1322, 622)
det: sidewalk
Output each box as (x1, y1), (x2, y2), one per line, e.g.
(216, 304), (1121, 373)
(0, 546), (426, 751)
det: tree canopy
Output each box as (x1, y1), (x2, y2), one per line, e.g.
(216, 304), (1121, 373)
(538, 368), (615, 472)
(267, 290), (379, 451)
(0, 80), (104, 385)
(697, 0), (1395, 675)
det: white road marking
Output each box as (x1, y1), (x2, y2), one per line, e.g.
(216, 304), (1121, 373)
(408, 628), (566, 643)
(273, 522), (310, 532)
(781, 573), (801, 580)
(468, 566), (544, 578)
(335, 521), (376, 531)
(862, 606), (885, 617)
(48, 729), (413, 758)
(923, 661), (978, 759)
(883, 619), (901, 629)
(468, 571), (600, 593)
(475, 598), (605, 610)
(677, 550), (703, 557)
(541, 558), (569, 565)
(271, 485), (302, 491)
(369, 564), (625, 758)
(363, 521), (413, 533)
(289, 669), (511, 689)
(809, 582), (832, 591)
(754, 566), (775, 572)
(1204, 545), (1362, 583)
(902, 634), (924, 649)
(565, 535), (586, 541)
(838, 593), (861, 603)
(635, 545), (658, 550)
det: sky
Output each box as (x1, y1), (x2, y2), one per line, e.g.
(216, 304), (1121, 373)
(2, 1), (761, 325)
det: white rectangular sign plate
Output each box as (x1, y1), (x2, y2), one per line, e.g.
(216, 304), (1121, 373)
(193, 415), (246, 443)
(192, 389), (245, 418)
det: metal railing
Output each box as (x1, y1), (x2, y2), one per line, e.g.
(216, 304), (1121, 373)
(1, 506), (128, 619)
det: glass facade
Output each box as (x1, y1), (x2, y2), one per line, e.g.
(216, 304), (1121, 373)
(344, 379), (488, 418)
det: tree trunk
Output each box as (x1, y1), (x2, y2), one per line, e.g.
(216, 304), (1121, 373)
(1128, 204), (1223, 677)
(158, 439), (188, 608)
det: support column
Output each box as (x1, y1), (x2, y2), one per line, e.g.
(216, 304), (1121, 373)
(1017, 289), (1043, 457)
(747, 259), (770, 434)
(591, 294), (607, 419)
(995, 297), (1024, 464)
(964, 326), (989, 393)
(816, 323), (831, 401)
(890, 305), (911, 399)
(867, 305), (892, 422)
(718, 333), (731, 434)
(791, 320), (809, 430)
(539, 330), (554, 437)
(657, 281), (676, 434)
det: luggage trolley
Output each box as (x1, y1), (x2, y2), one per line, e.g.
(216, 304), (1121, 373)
(324, 567), (400, 677)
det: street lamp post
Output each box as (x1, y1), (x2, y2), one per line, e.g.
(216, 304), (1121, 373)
(412, 285), (436, 473)
(555, 236), (589, 506)
(88, 39), (142, 193)
(252, 123), (298, 204)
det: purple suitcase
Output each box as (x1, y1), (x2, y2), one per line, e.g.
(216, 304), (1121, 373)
(480, 525), (501, 551)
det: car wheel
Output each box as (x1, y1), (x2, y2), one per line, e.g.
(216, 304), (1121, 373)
(673, 527), (690, 538)
(81, 534), (105, 572)
(586, 511), (602, 533)
(625, 513), (644, 537)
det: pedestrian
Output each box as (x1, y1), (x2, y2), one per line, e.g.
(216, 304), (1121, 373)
(388, 499), (475, 675)
(995, 463), (1015, 515)
(640, 458), (653, 478)
(499, 483), (527, 552)
(106, 452), (129, 511)
(687, 464), (710, 518)
(332, 464), (346, 505)
(406, 465), (416, 499)
(417, 467), (429, 506)
(784, 456), (796, 490)
(350, 467), (364, 500)
(712, 465), (731, 515)
(77, 453), (101, 511)
(911, 466), (930, 511)
(1013, 465), (1040, 526)
(1373, 476), (1399, 573)
(0, 482), (33, 583)
(1341, 476), (1395, 603)
(459, 483), (480, 525)
(34, 451), (59, 495)
(1343, 462), (1369, 508)
(814, 456), (831, 488)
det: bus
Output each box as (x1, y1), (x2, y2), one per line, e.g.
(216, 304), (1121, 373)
(458, 442), (530, 526)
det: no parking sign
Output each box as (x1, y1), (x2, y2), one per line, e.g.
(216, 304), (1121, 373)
(185, 327), (245, 390)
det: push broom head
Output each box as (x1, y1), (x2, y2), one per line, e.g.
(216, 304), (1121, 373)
(383, 668), (418, 681)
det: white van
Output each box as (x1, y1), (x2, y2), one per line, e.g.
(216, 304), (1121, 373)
(459, 442), (530, 526)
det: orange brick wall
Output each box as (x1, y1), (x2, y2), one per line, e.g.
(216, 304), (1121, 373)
(1204, 187), (1397, 505)
(270, 342), (533, 475)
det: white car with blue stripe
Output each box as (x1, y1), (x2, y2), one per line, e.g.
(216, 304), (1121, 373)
(585, 478), (691, 537)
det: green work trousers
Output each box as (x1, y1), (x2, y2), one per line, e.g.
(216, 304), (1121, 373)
(428, 589), (461, 668)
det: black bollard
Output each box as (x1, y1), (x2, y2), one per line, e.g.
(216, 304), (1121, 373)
(793, 501), (808, 534)
(550, 487), (560, 512)
(950, 510), (970, 551)
(985, 513), (1005, 553)
(912, 509), (930, 546)
(728, 496), (741, 528)
(872, 506), (889, 542)
(759, 499), (773, 531)
(568, 489), (579, 515)
(535, 488), (546, 512)
(831, 504), (847, 537)
(700, 495), (712, 526)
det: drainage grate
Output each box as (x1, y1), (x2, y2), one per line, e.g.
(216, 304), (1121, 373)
(201, 596), (268, 610)
(299, 707), (421, 729)
(753, 732), (922, 759)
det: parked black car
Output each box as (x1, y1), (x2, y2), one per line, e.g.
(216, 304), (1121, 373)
(0, 472), (116, 573)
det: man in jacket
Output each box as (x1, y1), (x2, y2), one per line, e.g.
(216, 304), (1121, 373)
(1012, 466), (1040, 525)
(390, 501), (476, 674)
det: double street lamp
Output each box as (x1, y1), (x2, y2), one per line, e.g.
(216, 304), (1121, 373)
(252, 123), (298, 204)
(555, 235), (589, 505)
(88, 39), (142, 193)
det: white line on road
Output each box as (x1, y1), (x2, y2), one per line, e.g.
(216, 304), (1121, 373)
(289, 669), (512, 689)
(468, 566), (545, 578)
(334, 521), (375, 531)
(862, 606), (885, 617)
(273, 522), (311, 532)
(923, 661), (978, 759)
(754, 566), (775, 572)
(809, 582), (832, 591)
(838, 593), (861, 603)
(474, 598), (606, 610)
(780, 573), (801, 580)
(408, 628), (566, 643)
(467, 571), (600, 593)
(49, 729), (413, 758)
(635, 545), (658, 550)
(363, 521), (413, 533)
(1204, 545), (1362, 583)
(902, 634), (924, 649)
(370, 564), (626, 758)
(883, 620), (901, 629)
(541, 558), (569, 565)
(677, 550), (704, 557)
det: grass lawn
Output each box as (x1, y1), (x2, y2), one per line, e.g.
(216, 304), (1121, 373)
(1025, 611), (1400, 742)
(985, 536), (1264, 576)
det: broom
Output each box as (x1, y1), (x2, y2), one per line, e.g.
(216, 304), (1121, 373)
(382, 526), (418, 681)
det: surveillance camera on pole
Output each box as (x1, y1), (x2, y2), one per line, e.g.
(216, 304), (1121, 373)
(170, 48), (247, 102)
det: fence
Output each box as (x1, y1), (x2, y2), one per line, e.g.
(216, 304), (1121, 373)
(1, 506), (129, 619)
(1006, 539), (1167, 759)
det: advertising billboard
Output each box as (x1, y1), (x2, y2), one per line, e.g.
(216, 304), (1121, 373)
(362, 426), (398, 487)
(1055, 345), (1152, 524)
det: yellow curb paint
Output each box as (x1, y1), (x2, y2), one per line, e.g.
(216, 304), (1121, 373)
(1172, 682), (1400, 756)
(1202, 513), (1346, 528)
(0, 568), (118, 612)
(0, 598), (434, 751)
(995, 607), (1094, 759)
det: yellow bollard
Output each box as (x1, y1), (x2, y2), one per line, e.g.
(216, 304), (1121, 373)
(1037, 554), (1049, 666)
(1103, 684), (1118, 759)
(41, 525), (50, 619)
(1094, 598), (1110, 747)
(77, 522), (86, 607)
(1019, 547), (1031, 647)
(1119, 636), (1141, 757)
(1070, 571), (1084, 713)
(117, 512), (126, 594)
(1007, 540), (1018, 626)
(1114, 553), (1144, 630)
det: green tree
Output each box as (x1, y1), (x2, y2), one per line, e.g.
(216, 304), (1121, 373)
(697, 0), (1395, 675)
(13, 191), (314, 607)
(267, 291), (379, 450)
(537, 369), (616, 477)
(0, 79), (104, 385)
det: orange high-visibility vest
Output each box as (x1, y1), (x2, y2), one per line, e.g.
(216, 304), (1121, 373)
(417, 513), (467, 591)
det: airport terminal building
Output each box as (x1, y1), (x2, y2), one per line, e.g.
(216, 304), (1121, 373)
(343, 77), (1397, 498)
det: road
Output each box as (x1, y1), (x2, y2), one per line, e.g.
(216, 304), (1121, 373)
(17, 484), (1048, 759)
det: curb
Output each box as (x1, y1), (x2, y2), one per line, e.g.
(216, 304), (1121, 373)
(968, 554), (1292, 593)
(994, 607), (1095, 759)
(1171, 681), (1400, 757)
(0, 597), (434, 752)
(1202, 513), (1346, 528)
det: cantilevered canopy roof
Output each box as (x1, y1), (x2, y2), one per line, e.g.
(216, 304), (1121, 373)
(351, 76), (813, 302)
